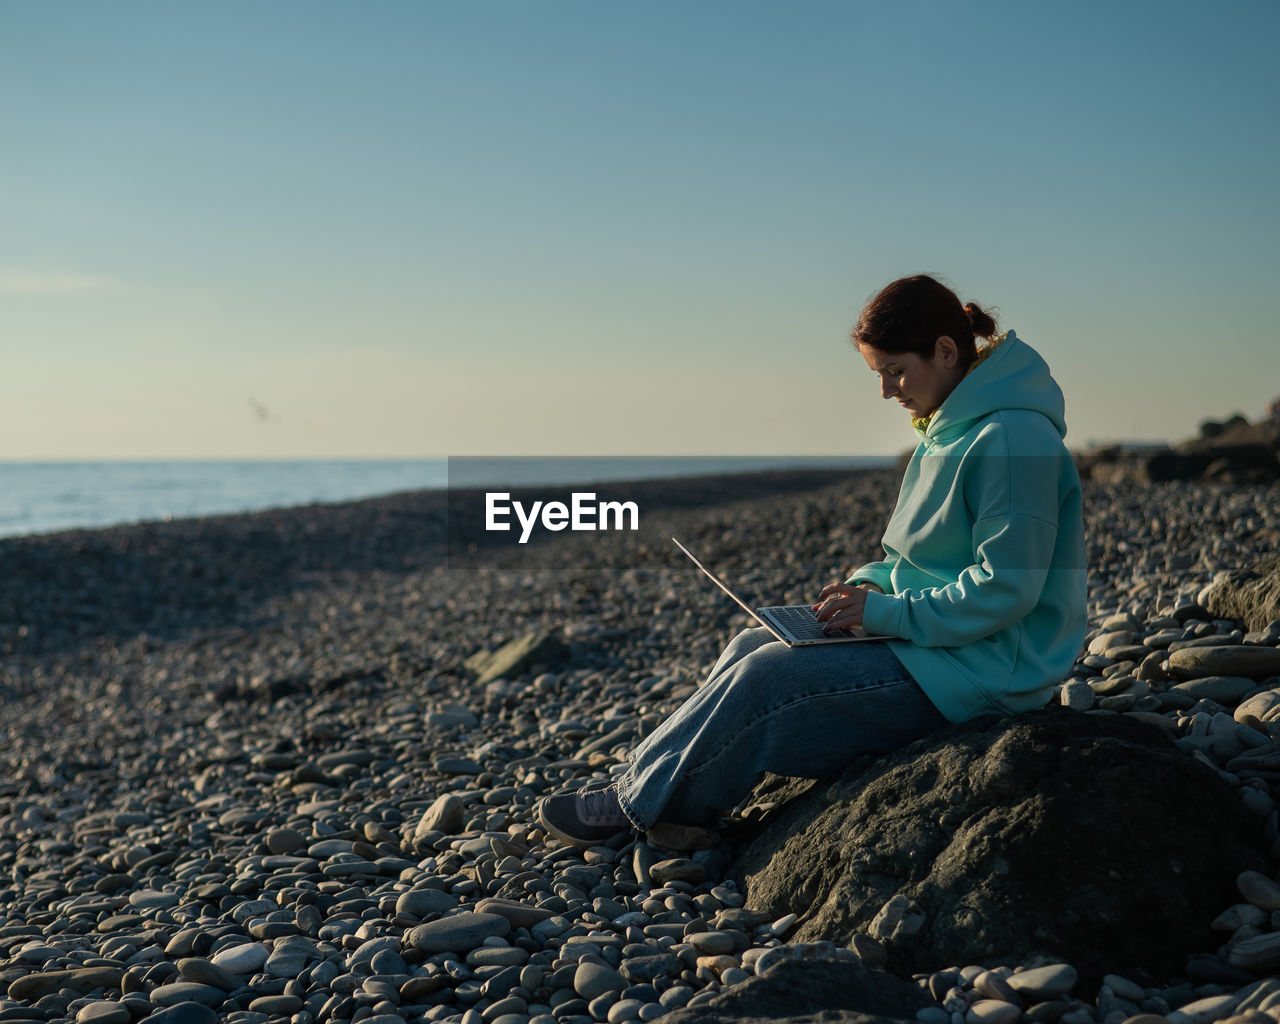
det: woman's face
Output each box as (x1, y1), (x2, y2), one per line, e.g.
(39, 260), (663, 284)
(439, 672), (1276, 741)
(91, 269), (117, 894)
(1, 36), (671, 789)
(859, 337), (964, 418)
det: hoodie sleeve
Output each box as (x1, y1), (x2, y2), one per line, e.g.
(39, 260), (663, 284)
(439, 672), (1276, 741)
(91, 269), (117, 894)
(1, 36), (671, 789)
(860, 417), (1063, 647)
(845, 555), (898, 593)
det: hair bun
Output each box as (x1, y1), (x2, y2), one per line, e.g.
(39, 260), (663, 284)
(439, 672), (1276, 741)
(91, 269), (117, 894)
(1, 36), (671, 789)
(962, 302), (997, 340)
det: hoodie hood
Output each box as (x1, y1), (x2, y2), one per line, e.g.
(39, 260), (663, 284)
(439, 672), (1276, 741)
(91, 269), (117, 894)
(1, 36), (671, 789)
(917, 330), (1067, 445)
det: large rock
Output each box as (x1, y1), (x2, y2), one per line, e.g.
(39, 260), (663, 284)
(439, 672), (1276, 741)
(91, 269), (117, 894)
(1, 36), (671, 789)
(464, 629), (569, 685)
(660, 957), (929, 1024)
(1168, 417), (1280, 483)
(1185, 416), (1280, 452)
(1203, 556), (1280, 634)
(731, 708), (1268, 988)
(1074, 417), (1280, 485)
(1077, 446), (1280, 485)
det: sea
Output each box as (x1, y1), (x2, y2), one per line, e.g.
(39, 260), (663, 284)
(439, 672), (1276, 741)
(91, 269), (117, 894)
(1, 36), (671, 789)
(0, 456), (896, 541)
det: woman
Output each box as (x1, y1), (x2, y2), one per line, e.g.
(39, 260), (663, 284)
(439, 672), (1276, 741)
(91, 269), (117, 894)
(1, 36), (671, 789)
(537, 274), (1087, 848)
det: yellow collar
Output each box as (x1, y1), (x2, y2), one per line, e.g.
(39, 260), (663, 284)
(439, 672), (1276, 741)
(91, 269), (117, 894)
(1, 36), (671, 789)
(910, 333), (1008, 433)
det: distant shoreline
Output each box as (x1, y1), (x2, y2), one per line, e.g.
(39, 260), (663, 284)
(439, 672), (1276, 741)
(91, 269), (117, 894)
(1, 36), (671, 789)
(0, 462), (897, 546)
(0, 456), (896, 542)
(0, 462), (905, 664)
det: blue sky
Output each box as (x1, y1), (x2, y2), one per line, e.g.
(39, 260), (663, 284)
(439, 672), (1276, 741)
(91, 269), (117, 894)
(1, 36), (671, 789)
(2, 1), (1277, 458)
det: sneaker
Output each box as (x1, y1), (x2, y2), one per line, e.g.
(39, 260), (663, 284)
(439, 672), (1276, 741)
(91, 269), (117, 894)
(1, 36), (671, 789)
(536, 784), (633, 848)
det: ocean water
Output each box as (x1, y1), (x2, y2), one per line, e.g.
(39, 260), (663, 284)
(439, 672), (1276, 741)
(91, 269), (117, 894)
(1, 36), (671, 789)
(0, 456), (894, 540)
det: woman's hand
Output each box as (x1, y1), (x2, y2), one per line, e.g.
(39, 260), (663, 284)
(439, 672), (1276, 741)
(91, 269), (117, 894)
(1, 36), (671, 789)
(812, 582), (880, 634)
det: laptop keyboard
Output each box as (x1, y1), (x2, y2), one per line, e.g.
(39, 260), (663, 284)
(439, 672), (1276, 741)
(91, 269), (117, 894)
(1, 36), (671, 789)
(767, 604), (851, 640)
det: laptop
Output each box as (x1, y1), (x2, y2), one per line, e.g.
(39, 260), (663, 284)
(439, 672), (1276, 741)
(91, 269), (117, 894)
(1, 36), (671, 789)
(671, 536), (892, 647)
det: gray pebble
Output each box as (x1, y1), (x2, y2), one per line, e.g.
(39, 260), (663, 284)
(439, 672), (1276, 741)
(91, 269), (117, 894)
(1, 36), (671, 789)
(175, 958), (240, 992)
(407, 911), (511, 953)
(142, 1003), (218, 1024)
(1237, 870), (1280, 911)
(966, 1000), (1021, 1024)
(76, 1003), (132, 1024)
(1006, 964), (1078, 1000)
(150, 983), (226, 1008)
(397, 888), (460, 919)
(574, 961), (627, 1000)
(209, 942), (268, 975)
(686, 932), (736, 956)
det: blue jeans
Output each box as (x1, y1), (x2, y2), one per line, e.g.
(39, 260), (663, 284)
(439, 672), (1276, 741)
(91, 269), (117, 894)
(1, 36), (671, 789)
(615, 627), (947, 829)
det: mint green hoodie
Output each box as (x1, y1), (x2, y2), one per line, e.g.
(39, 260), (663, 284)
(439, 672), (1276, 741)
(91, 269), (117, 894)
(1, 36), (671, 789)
(850, 330), (1087, 723)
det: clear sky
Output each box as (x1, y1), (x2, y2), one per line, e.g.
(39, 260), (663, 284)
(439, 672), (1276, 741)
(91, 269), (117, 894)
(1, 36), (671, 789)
(3, 1), (1277, 459)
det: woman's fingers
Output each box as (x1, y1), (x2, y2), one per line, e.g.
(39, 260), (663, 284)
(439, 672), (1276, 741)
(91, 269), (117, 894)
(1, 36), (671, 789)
(812, 593), (853, 620)
(815, 587), (867, 631)
(812, 583), (854, 616)
(821, 609), (858, 633)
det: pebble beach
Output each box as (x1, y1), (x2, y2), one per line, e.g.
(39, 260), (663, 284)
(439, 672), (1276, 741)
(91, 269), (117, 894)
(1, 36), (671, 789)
(3, 468), (1280, 1024)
